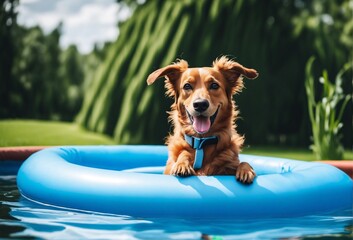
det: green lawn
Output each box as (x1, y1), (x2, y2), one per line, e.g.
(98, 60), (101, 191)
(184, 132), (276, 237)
(0, 119), (115, 146)
(244, 146), (352, 161)
(243, 146), (317, 161)
(1, 120), (352, 161)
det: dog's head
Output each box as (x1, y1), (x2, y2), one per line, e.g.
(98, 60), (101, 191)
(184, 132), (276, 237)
(147, 56), (258, 136)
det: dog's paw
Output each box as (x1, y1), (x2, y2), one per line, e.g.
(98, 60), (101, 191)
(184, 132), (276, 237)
(170, 162), (196, 177)
(235, 162), (256, 184)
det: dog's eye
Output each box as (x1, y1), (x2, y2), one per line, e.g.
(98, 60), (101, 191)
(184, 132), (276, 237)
(210, 82), (220, 90)
(183, 83), (193, 91)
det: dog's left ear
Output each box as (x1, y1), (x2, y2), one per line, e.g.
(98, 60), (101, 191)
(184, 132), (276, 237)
(213, 56), (258, 94)
(147, 60), (188, 97)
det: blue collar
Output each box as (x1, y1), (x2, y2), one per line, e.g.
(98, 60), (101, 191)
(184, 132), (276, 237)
(184, 134), (218, 169)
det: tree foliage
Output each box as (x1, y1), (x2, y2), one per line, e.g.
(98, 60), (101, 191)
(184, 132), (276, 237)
(77, 0), (352, 147)
(0, 0), (19, 117)
(0, 1), (91, 121)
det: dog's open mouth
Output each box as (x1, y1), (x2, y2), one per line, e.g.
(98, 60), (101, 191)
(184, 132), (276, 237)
(186, 106), (219, 134)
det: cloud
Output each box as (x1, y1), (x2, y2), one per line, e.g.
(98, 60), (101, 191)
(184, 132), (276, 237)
(17, 0), (130, 54)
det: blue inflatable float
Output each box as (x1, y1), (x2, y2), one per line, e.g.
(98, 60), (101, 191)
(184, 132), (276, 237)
(17, 146), (352, 218)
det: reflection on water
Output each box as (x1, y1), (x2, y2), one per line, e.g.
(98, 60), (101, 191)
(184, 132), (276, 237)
(1, 175), (352, 239)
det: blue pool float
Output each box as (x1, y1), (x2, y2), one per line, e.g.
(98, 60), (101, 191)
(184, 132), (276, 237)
(17, 146), (353, 218)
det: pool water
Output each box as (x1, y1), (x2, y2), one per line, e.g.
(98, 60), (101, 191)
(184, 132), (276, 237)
(1, 175), (352, 239)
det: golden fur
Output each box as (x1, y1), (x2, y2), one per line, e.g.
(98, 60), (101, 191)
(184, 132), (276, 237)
(147, 56), (258, 183)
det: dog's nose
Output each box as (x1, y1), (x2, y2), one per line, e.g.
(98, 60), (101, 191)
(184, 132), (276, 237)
(193, 99), (209, 113)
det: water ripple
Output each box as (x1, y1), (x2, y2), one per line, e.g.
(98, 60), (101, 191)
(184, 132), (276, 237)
(1, 176), (352, 239)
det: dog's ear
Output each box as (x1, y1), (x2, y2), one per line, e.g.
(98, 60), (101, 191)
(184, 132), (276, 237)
(213, 56), (258, 94)
(147, 60), (188, 97)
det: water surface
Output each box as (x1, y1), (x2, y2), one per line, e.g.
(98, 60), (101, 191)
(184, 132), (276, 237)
(1, 175), (352, 239)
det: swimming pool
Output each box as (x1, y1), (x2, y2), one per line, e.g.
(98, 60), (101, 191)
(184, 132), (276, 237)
(1, 161), (352, 239)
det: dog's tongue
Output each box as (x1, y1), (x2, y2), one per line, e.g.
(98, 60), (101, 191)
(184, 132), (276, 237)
(193, 116), (211, 133)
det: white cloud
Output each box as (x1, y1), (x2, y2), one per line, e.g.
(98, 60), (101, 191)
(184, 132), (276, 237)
(60, 2), (120, 53)
(17, 0), (129, 54)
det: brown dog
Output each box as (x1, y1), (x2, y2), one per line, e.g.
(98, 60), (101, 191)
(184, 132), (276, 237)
(147, 56), (258, 183)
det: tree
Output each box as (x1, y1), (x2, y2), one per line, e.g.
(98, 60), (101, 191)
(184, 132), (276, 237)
(0, 0), (19, 117)
(13, 26), (49, 118)
(45, 23), (63, 119)
(3, 20), (85, 120)
(60, 45), (85, 120)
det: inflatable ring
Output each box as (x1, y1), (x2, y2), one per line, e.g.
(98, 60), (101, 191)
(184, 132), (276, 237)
(17, 146), (352, 218)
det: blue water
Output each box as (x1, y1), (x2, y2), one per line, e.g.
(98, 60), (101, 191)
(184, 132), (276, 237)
(1, 175), (352, 239)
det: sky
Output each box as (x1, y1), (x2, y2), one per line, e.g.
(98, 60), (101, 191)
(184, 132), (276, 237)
(17, 0), (132, 54)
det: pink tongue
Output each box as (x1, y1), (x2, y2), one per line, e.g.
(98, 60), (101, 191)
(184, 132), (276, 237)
(193, 116), (211, 133)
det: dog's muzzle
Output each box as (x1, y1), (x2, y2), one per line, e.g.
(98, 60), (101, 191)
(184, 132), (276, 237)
(186, 105), (220, 134)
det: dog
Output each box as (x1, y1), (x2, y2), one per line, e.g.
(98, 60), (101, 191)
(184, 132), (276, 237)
(147, 56), (258, 183)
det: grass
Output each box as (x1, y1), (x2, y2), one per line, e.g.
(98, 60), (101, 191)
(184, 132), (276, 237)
(0, 119), (115, 146)
(1, 120), (352, 161)
(243, 146), (318, 161)
(243, 145), (353, 161)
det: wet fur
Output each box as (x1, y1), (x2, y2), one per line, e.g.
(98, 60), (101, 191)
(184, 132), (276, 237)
(147, 56), (258, 183)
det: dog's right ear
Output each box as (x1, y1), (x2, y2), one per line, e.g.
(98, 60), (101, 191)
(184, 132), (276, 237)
(146, 65), (181, 85)
(147, 60), (188, 97)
